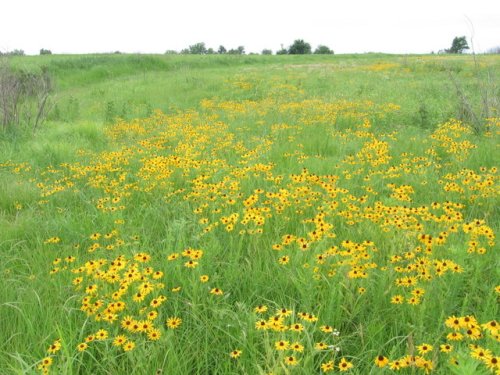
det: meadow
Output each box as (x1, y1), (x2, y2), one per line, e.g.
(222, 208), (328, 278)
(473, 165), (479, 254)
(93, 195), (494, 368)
(0, 53), (499, 374)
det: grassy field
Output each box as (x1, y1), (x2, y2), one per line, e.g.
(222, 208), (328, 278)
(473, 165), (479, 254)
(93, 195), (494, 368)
(0, 53), (499, 374)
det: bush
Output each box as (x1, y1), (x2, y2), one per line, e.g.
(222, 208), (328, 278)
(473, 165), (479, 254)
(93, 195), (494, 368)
(227, 46), (245, 55)
(314, 45), (334, 54)
(0, 59), (52, 132)
(288, 39), (311, 54)
(261, 49), (273, 55)
(445, 36), (469, 54)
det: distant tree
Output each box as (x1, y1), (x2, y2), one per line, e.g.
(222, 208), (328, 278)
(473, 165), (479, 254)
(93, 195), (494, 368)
(486, 46), (500, 54)
(207, 48), (215, 54)
(446, 36), (469, 54)
(180, 48), (190, 54)
(188, 42), (207, 54)
(0, 49), (25, 56)
(314, 45), (334, 54)
(40, 49), (52, 55)
(276, 47), (288, 55)
(165, 50), (178, 54)
(288, 39), (311, 54)
(227, 46), (245, 55)
(218, 45), (227, 54)
(261, 49), (273, 55)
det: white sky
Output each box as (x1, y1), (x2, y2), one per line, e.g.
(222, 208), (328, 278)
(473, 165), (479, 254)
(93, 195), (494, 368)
(1, 0), (499, 55)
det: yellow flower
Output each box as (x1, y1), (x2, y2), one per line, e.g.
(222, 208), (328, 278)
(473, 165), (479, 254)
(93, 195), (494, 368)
(210, 288), (223, 296)
(275, 340), (289, 351)
(123, 340), (136, 351)
(290, 342), (304, 352)
(47, 340), (61, 354)
(315, 342), (328, 350)
(147, 328), (161, 341)
(166, 317), (182, 329)
(338, 357), (353, 371)
(254, 305), (268, 313)
(374, 355), (389, 367)
(440, 344), (453, 353)
(230, 349), (242, 359)
(255, 320), (268, 330)
(321, 360), (335, 372)
(200, 275), (209, 283)
(284, 356), (299, 366)
(417, 343), (433, 355)
(113, 335), (127, 346)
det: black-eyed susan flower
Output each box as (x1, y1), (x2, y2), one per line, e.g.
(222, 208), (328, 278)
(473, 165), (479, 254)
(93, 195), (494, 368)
(290, 342), (304, 352)
(470, 346), (492, 361)
(147, 310), (158, 321)
(278, 255), (289, 265)
(254, 305), (267, 313)
(374, 355), (389, 367)
(255, 320), (267, 330)
(284, 356), (299, 366)
(230, 349), (242, 359)
(167, 253), (179, 261)
(464, 327), (482, 340)
(147, 328), (161, 341)
(440, 343), (453, 353)
(289, 323), (304, 332)
(210, 287), (223, 296)
(447, 331), (464, 341)
(321, 360), (335, 372)
(39, 357), (53, 368)
(484, 356), (499, 371)
(166, 317), (182, 329)
(391, 295), (404, 304)
(314, 342), (328, 350)
(95, 329), (108, 340)
(275, 340), (289, 351)
(445, 316), (462, 330)
(320, 325), (333, 333)
(77, 343), (88, 352)
(417, 343), (433, 355)
(199, 275), (209, 283)
(47, 340), (61, 354)
(123, 340), (136, 351)
(338, 357), (353, 371)
(389, 360), (402, 370)
(113, 335), (127, 346)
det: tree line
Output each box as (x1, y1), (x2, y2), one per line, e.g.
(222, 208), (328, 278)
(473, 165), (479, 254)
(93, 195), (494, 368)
(1, 37), (499, 57)
(167, 40), (334, 55)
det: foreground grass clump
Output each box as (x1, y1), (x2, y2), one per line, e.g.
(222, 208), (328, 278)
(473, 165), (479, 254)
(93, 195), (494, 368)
(0, 55), (499, 374)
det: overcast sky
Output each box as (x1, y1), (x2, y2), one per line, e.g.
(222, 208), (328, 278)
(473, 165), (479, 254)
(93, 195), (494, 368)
(1, 0), (499, 55)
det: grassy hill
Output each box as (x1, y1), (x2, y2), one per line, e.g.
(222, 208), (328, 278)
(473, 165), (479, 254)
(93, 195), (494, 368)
(0, 53), (499, 374)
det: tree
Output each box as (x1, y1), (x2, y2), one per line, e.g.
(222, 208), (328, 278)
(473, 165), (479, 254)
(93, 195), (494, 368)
(261, 49), (272, 55)
(40, 49), (52, 55)
(276, 46), (288, 55)
(486, 46), (500, 54)
(314, 45), (334, 54)
(227, 46), (245, 55)
(0, 49), (25, 56)
(446, 36), (469, 54)
(188, 42), (207, 54)
(218, 45), (227, 54)
(288, 39), (311, 54)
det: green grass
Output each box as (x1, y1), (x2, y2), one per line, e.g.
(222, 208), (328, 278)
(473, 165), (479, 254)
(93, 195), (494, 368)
(0, 53), (499, 374)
